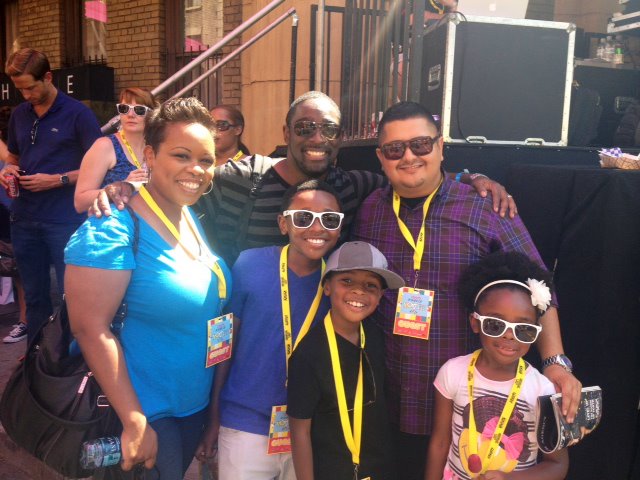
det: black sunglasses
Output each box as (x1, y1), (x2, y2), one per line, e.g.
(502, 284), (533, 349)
(116, 103), (150, 116)
(282, 209), (344, 230)
(293, 121), (341, 140)
(473, 313), (542, 344)
(379, 135), (441, 160)
(215, 120), (239, 132)
(31, 118), (40, 145)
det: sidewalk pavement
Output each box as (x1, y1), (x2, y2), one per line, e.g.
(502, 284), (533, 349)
(0, 302), (201, 480)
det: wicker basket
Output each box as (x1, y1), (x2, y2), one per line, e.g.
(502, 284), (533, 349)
(599, 152), (640, 170)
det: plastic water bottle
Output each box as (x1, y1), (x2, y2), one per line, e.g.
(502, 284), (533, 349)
(596, 38), (605, 60)
(80, 436), (122, 469)
(604, 36), (615, 63)
(614, 36), (625, 65)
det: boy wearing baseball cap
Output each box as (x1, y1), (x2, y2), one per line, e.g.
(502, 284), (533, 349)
(287, 241), (404, 480)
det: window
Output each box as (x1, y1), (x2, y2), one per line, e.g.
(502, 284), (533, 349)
(83, 1), (108, 61)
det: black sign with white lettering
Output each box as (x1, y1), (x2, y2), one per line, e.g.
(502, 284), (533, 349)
(0, 64), (114, 106)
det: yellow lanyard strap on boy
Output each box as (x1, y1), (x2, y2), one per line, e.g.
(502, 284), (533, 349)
(280, 245), (325, 374)
(231, 150), (244, 162)
(467, 349), (525, 475)
(118, 130), (143, 169)
(391, 179), (442, 273)
(139, 186), (227, 300)
(324, 313), (365, 470)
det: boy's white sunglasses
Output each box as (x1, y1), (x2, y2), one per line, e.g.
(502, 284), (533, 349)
(282, 210), (344, 230)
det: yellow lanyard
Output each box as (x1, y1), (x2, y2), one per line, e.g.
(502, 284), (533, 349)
(467, 349), (525, 475)
(139, 186), (226, 300)
(231, 150), (244, 162)
(279, 245), (325, 374)
(324, 313), (365, 468)
(391, 179), (442, 272)
(118, 130), (143, 169)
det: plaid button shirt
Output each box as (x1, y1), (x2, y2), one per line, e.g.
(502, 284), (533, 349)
(351, 173), (547, 435)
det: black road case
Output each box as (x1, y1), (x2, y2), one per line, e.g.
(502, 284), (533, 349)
(420, 14), (575, 146)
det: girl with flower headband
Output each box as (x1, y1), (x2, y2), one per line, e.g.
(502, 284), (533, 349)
(425, 251), (569, 480)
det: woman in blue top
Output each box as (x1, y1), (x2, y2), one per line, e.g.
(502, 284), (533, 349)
(65, 98), (231, 479)
(74, 87), (156, 212)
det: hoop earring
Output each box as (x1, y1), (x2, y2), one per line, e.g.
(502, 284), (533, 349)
(203, 182), (214, 195)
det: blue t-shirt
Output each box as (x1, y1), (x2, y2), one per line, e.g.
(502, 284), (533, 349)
(220, 246), (330, 435)
(64, 207), (231, 421)
(102, 134), (137, 187)
(7, 91), (101, 223)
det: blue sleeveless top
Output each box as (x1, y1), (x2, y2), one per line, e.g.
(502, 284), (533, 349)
(101, 134), (138, 187)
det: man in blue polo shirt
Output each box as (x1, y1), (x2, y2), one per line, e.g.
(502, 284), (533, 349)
(0, 48), (101, 343)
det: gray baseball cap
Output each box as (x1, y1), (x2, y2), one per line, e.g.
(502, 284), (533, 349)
(322, 241), (405, 289)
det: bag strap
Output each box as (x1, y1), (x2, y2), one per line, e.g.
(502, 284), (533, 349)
(110, 205), (140, 336)
(236, 154), (272, 254)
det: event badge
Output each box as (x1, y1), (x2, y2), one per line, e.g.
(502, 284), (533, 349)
(393, 287), (435, 340)
(267, 405), (292, 454)
(206, 314), (233, 367)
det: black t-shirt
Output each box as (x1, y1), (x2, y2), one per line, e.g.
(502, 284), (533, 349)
(288, 318), (396, 480)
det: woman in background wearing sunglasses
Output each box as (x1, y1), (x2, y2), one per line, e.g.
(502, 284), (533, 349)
(74, 87), (156, 212)
(425, 251), (569, 480)
(210, 105), (251, 166)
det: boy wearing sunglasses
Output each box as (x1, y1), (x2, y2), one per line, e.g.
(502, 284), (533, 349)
(350, 101), (581, 480)
(196, 179), (343, 480)
(425, 251), (569, 480)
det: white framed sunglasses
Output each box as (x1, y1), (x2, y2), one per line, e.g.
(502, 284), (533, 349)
(282, 209), (344, 230)
(116, 103), (151, 116)
(472, 312), (542, 344)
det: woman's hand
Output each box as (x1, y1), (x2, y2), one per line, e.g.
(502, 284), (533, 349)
(125, 168), (149, 184)
(120, 417), (158, 471)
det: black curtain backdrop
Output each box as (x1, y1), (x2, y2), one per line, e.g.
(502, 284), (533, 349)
(506, 165), (640, 480)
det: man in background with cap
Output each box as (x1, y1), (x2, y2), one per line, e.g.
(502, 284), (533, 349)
(351, 101), (582, 480)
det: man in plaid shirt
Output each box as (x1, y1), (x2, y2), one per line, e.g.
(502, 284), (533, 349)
(352, 101), (582, 480)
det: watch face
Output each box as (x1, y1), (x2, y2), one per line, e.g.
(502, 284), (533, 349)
(560, 354), (573, 370)
(61, 175), (69, 185)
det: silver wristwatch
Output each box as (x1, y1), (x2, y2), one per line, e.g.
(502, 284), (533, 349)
(542, 354), (573, 373)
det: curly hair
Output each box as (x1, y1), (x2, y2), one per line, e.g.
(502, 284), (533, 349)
(458, 251), (553, 313)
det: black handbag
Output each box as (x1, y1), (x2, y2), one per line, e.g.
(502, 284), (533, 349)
(0, 300), (124, 478)
(0, 207), (139, 478)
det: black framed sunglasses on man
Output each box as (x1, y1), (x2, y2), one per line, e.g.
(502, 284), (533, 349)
(379, 135), (441, 160)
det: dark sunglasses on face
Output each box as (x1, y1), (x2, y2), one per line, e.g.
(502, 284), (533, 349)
(215, 120), (239, 132)
(283, 209), (344, 230)
(379, 135), (441, 160)
(116, 103), (151, 116)
(472, 312), (542, 344)
(293, 121), (341, 140)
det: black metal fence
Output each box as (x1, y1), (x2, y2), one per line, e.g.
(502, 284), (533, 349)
(311, 0), (432, 140)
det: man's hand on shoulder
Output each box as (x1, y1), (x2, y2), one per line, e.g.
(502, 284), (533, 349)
(88, 181), (136, 218)
(465, 173), (518, 219)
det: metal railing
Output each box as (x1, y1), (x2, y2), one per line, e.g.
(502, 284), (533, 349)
(101, 0), (291, 133)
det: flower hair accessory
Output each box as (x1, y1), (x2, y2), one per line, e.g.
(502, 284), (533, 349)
(474, 278), (552, 313)
(525, 278), (551, 312)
